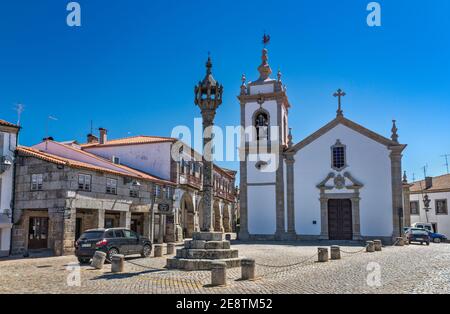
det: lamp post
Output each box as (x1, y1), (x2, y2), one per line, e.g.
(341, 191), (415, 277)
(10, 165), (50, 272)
(423, 194), (431, 223)
(194, 55), (223, 232)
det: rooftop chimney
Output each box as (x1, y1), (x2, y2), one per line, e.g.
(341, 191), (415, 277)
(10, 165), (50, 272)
(87, 133), (99, 144)
(99, 128), (107, 145)
(425, 177), (433, 189)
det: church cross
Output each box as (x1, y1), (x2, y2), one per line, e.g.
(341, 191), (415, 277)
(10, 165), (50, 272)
(333, 89), (346, 117)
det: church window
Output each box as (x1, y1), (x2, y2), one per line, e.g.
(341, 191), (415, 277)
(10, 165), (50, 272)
(331, 140), (347, 171)
(410, 201), (420, 215)
(253, 110), (269, 141)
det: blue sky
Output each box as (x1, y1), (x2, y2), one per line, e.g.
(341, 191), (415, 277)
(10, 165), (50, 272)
(0, 0), (449, 181)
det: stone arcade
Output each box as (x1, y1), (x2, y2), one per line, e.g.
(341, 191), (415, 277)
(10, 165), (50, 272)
(238, 43), (408, 244)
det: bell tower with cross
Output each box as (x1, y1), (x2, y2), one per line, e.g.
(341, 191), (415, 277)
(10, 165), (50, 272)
(238, 35), (292, 241)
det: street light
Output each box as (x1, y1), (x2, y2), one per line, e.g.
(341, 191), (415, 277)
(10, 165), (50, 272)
(423, 193), (431, 223)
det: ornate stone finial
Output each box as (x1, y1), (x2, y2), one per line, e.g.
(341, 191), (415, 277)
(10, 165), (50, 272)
(391, 120), (399, 143)
(240, 74), (247, 95)
(257, 48), (273, 81)
(403, 171), (408, 183)
(206, 55), (212, 75)
(277, 69), (282, 82)
(288, 128), (293, 147)
(333, 89), (346, 117)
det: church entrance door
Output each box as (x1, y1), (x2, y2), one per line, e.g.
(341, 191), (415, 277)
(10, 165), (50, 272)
(328, 199), (353, 240)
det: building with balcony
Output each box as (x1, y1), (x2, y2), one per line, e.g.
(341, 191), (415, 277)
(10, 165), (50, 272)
(11, 140), (175, 256)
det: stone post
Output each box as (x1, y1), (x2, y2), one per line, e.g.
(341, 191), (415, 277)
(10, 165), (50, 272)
(238, 103), (249, 241)
(318, 248), (329, 262)
(390, 148), (404, 239)
(167, 243), (175, 255)
(211, 262), (227, 286)
(241, 258), (256, 280)
(374, 240), (382, 251)
(366, 241), (375, 253)
(96, 209), (105, 229)
(330, 246), (341, 260)
(202, 113), (214, 232)
(396, 237), (405, 246)
(154, 244), (163, 257)
(111, 254), (125, 273)
(91, 251), (107, 269)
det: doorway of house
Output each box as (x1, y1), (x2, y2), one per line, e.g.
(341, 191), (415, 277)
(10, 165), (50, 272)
(28, 217), (49, 250)
(328, 199), (353, 240)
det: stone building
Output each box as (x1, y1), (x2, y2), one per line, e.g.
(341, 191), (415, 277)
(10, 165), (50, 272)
(0, 119), (20, 257)
(81, 131), (237, 241)
(239, 44), (408, 243)
(409, 174), (450, 237)
(12, 140), (175, 256)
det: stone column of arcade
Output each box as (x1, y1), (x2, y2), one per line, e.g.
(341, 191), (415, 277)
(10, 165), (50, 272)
(166, 56), (243, 270)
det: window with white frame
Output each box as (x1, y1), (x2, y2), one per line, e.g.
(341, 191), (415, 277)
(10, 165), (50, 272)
(410, 201), (420, 215)
(106, 178), (118, 195)
(78, 174), (91, 191)
(331, 139), (347, 171)
(31, 174), (43, 191)
(165, 186), (172, 199)
(436, 199), (448, 215)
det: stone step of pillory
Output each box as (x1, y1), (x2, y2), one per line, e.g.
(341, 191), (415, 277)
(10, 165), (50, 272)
(192, 232), (224, 242)
(176, 248), (239, 260)
(167, 257), (243, 271)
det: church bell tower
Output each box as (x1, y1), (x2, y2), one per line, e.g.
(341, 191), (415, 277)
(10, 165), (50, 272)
(238, 36), (292, 240)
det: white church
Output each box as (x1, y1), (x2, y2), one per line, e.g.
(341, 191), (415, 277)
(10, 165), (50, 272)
(238, 44), (408, 244)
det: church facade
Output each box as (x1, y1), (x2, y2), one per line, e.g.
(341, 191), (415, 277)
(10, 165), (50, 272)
(238, 46), (408, 243)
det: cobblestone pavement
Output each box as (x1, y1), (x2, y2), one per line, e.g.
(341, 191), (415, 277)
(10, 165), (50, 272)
(1, 241), (449, 294)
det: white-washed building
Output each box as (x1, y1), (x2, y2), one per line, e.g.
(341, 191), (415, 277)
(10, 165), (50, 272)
(409, 175), (450, 237)
(0, 119), (20, 257)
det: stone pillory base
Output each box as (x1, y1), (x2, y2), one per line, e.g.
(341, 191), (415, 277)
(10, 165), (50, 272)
(166, 232), (242, 270)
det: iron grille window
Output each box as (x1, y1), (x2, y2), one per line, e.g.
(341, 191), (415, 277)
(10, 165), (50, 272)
(78, 174), (91, 191)
(331, 140), (346, 171)
(106, 178), (117, 195)
(31, 174), (43, 191)
(436, 199), (448, 215)
(410, 201), (420, 215)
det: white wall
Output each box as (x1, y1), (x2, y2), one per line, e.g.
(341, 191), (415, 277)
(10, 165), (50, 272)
(248, 185), (276, 234)
(0, 131), (17, 253)
(410, 192), (450, 237)
(293, 124), (393, 237)
(84, 142), (173, 180)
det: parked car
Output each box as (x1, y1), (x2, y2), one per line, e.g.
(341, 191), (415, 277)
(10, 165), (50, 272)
(427, 231), (447, 243)
(75, 228), (152, 264)
(405, 228), (431, 246)
(411, 223), (434, 233)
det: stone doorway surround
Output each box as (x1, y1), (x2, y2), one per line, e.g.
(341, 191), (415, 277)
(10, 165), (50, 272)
(317, 172), (363, 241)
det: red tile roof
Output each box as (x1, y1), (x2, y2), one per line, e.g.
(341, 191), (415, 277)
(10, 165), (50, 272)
(81, 135), (177, 148)
(0, 119), (20, 129)
(410, 174), (450, 193)
(17, 145), (175, 186)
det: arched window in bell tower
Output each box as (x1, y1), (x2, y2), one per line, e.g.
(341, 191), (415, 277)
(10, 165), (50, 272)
(253, 110), (270, 141)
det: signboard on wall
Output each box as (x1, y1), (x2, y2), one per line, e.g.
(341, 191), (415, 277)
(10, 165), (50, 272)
(158, 203), (173, 215)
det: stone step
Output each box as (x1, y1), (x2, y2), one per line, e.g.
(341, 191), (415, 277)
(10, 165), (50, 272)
(176, 249), (239, 260)
(184, 240), (230, 250)
(192, 232), (224, 241)
(166, 257), (243, 271)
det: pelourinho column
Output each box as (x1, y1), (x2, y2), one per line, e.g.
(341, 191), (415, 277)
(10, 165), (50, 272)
(194, 56), (223, 232)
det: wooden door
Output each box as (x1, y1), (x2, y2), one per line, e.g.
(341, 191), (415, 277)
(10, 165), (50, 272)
(28, 217), (49, 250)
(328, 199), (353, 240)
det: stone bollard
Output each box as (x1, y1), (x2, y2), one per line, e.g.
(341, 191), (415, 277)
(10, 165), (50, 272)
(111, 254), (125, 273)
(330, 246), (341, 260)
(396, 237), (405, 247)
(91, 251), (107, 269)
(166, 243), (175, 255)
(318, 248), (329, 262)
(154, 244), (163, 257)
(241, 259), (256, 281)
(211, 262), (227, 286)
(225, 234), (232, 241)
(366, 241), (375, 253)
(374, 240), (382, 252)
(403, 237), (410, 246)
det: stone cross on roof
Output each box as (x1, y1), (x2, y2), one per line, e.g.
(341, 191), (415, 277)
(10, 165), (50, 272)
(333, 89), (346, 117)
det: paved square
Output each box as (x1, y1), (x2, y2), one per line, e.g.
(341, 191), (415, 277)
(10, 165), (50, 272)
(1, 242), (449, 294)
